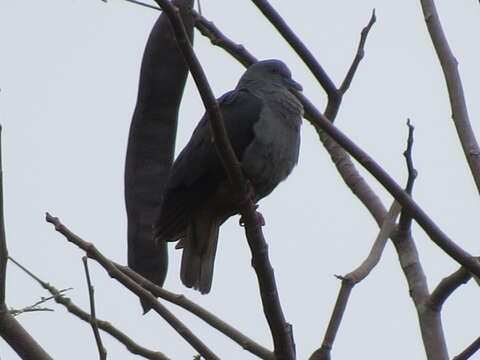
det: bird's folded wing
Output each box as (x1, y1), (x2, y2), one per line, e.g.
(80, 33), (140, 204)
(154, 89), (263, 241)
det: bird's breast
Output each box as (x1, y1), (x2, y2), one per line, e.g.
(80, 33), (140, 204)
(241, 94), (302, 199)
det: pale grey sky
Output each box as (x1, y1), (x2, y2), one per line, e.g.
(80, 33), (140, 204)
(1, 1), (479, 359)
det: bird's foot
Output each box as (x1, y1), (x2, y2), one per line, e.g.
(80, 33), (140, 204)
(239, 205), (266, 227)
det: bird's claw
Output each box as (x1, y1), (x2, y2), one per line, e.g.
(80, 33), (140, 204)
(239, 208), (265, 227)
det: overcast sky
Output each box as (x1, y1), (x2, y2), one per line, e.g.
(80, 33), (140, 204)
(1, 1), (479, 359)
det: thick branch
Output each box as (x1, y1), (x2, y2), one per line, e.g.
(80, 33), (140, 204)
(419, 0), (480, 194)
(46, 213), (219, 360)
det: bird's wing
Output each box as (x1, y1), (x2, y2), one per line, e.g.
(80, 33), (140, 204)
(154, 89), (263, 241)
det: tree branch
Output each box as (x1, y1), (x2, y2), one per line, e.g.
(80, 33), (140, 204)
(310, 201), (400, 360)
(249, 0), (339, 113)
(453, 337), (480, 360)
(10, 257), (169, 360)
(82, 257), (107, 360)
(428, 261), (477, 311)
(391, 124), (448, 360)
(46, 213), (220, 360)
(419, 0), (480, 194)
(339, 9), (376, 94)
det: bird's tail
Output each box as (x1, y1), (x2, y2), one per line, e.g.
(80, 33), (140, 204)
(179, 213), (220, 294)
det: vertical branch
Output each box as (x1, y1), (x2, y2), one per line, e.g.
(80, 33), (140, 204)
(419, 0), (480, 193)
(392, 121), (448, 360)
(82, 257), (107, 360)
(0, 126), (6, 307)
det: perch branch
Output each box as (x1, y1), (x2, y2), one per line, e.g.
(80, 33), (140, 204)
(419, 0), (480, 194)
(82, 257), (107, 360)
(10, 257), (168, 360)
(46, 213), (219, 360)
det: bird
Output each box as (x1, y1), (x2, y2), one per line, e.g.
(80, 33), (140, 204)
(154, 59), (303, 294)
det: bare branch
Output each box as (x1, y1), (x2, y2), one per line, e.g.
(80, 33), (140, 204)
(419, 0), (480, 194)
(9, 288), (71, 317)
(115, 263), (274, 360)
(0, 125), (7, 307)
(46, 213), (220, 360)
(428, 260), (477, 311)
(10, 257), (169, 360)
(339, 9), (376, 94)
(453, 337), (480, 360)
(310, 201), (400, 360)
(392, 126), (448, 360)
(82, 257), (107, 360)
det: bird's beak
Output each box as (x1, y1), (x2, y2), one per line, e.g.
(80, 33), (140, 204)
(287, 78), (303, 92)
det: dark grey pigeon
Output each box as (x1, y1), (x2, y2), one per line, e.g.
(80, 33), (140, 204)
(154, 59), (303, 293)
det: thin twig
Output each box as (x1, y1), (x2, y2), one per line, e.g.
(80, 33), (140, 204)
(115, 263), (274, 360)
(0, 125), (7, 307)
(391, 125), (448, 360)
(453, 336), (480, 360)
(82, 257), (107, 360)
(9, 289), (71, 317)
(10, 257), (169, 360)
(310, 201), (400, 360)
(151, 1), (295, 358)
(46, 212), (220, 360)
(339, 9), (376, 94)
(419, 0), (480, 194)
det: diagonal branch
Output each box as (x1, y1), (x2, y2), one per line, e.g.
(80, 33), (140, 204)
(10, 257), (169, 360)
(310, 201), (401, 360)
(453, 337), (480, 360)
(46, 213), (220, 360)
(419, 0), (480, 194)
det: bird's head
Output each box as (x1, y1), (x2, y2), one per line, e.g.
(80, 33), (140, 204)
(237, 59), (303, 93)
